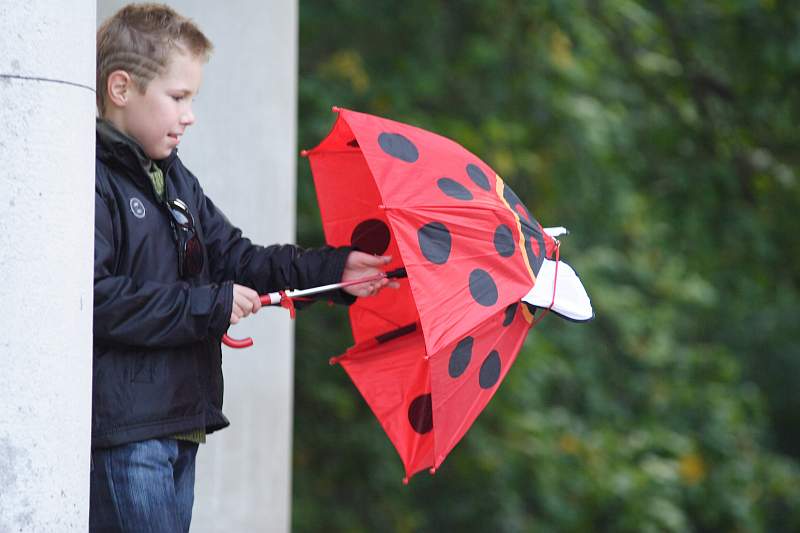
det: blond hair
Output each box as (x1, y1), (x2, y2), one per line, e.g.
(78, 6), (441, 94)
(96, 3), (213, 115)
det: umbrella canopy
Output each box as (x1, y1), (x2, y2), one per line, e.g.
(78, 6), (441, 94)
(304, 107), (592, 481)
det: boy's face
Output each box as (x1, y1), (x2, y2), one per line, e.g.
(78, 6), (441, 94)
(119, 50), (204, 160)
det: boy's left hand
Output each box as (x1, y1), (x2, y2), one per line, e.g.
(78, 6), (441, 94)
(342, 251), (400, 298)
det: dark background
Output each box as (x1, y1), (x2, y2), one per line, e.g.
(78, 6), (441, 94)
(292, 1), (800, 531)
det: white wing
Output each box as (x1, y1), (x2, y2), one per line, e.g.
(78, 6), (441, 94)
(522, 258), (593, 321)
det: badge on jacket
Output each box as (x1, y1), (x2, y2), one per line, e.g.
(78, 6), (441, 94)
(129, 197), (146, 219)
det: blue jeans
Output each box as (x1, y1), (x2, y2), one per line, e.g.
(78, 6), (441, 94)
(89, 438), (199, 533)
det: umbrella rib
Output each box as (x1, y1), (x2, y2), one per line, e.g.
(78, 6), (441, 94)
(355, 304), (415, 337)
(382, 202), (510, 213)
(308, 149), (362, 155)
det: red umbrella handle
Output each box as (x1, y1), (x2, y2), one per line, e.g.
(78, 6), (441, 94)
(221, 269), (408, 349)
(221, 334), (253, 349)
(222, 294), (274, 349)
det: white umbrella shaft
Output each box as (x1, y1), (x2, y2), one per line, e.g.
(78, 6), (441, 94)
(265, 272), (387, 304)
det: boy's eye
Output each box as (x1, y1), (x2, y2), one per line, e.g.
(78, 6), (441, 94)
(171, 95), (183, 101)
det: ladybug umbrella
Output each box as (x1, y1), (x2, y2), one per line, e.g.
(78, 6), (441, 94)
(303, 107), (592, 482)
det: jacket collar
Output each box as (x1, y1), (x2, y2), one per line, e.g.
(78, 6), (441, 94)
(96, 118), (179, 193)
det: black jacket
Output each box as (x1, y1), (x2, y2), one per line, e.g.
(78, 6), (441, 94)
(93, 124), (351, 448)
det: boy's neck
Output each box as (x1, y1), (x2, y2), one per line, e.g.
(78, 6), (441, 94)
(102, 112), (132, 142)
(98, 117), (147, 155)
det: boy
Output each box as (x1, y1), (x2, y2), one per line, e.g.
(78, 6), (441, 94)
(92, 4), (391, 531)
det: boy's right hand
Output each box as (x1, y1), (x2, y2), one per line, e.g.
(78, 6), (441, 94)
(230, 284), (262, 325)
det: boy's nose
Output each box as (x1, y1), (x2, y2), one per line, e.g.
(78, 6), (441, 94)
(181, 108), (195, 126)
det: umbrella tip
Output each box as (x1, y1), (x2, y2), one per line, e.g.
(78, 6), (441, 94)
(429, 467), (437, 475)
(402, 476), (409, 485)
(543, 226), (569, 237)
(300, 149), (309, 157)
(332, 105), (341, 112)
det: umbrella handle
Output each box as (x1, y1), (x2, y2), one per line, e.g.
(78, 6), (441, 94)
(222, 294), (276, 349)
(221, 268), (409, 349)
(221, 334), (254, 349)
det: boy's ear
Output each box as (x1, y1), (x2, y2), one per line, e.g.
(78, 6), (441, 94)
(107, 70), (134, 107)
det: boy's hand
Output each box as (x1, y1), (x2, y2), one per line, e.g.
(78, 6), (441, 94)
(342, 251), (400, 298)
(230, 284), (262, 324)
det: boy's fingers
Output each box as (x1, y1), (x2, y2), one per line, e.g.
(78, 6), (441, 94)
(357, 278), (391, 297)
(235, 296), (254, 316)
(249, 293), (262, 313)
(232, 284), (261, 315)
(371, 254), (392, 266)
(354, 252), (391, 266)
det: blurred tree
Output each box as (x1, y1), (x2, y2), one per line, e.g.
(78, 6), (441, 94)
(293, 1), (800, 531)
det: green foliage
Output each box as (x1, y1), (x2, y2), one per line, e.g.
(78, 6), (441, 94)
(293, 1), (800, 531)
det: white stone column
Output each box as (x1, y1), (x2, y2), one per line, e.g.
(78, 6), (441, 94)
(0, 2), (96, 532)
(95, 2), (298, 531)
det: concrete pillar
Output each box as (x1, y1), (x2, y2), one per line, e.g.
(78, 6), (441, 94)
(0, 2), (96, 532)
(95, 2), (297, 531)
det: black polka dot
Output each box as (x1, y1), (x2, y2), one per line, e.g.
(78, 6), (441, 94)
(503, 303), (518, 326)
(418, 222), (451, 264)
(469, 269), (498, 306)
(437, 178), (473, 201)
(448, 337), (473, 378)
(494, 224), (515, 257)
(378, 133), (419, 163)
(503, 184), (546, 274)
(479, 351), (501, 389)
(467, 164), (491, 191)
(522, 222), (545, 275)
(408, 394), (433, 434)
(503, 185), (530, 222)
(351, 219), (391, 255)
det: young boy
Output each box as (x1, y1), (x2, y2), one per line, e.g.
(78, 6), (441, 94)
(92, 4), (391, 531)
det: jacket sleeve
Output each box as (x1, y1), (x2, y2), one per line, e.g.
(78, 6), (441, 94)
(93, 185), (234, 348)
(194, 179), (354, 301)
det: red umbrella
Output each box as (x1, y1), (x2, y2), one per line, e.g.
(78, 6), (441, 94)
(303, 107), (592, 482)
